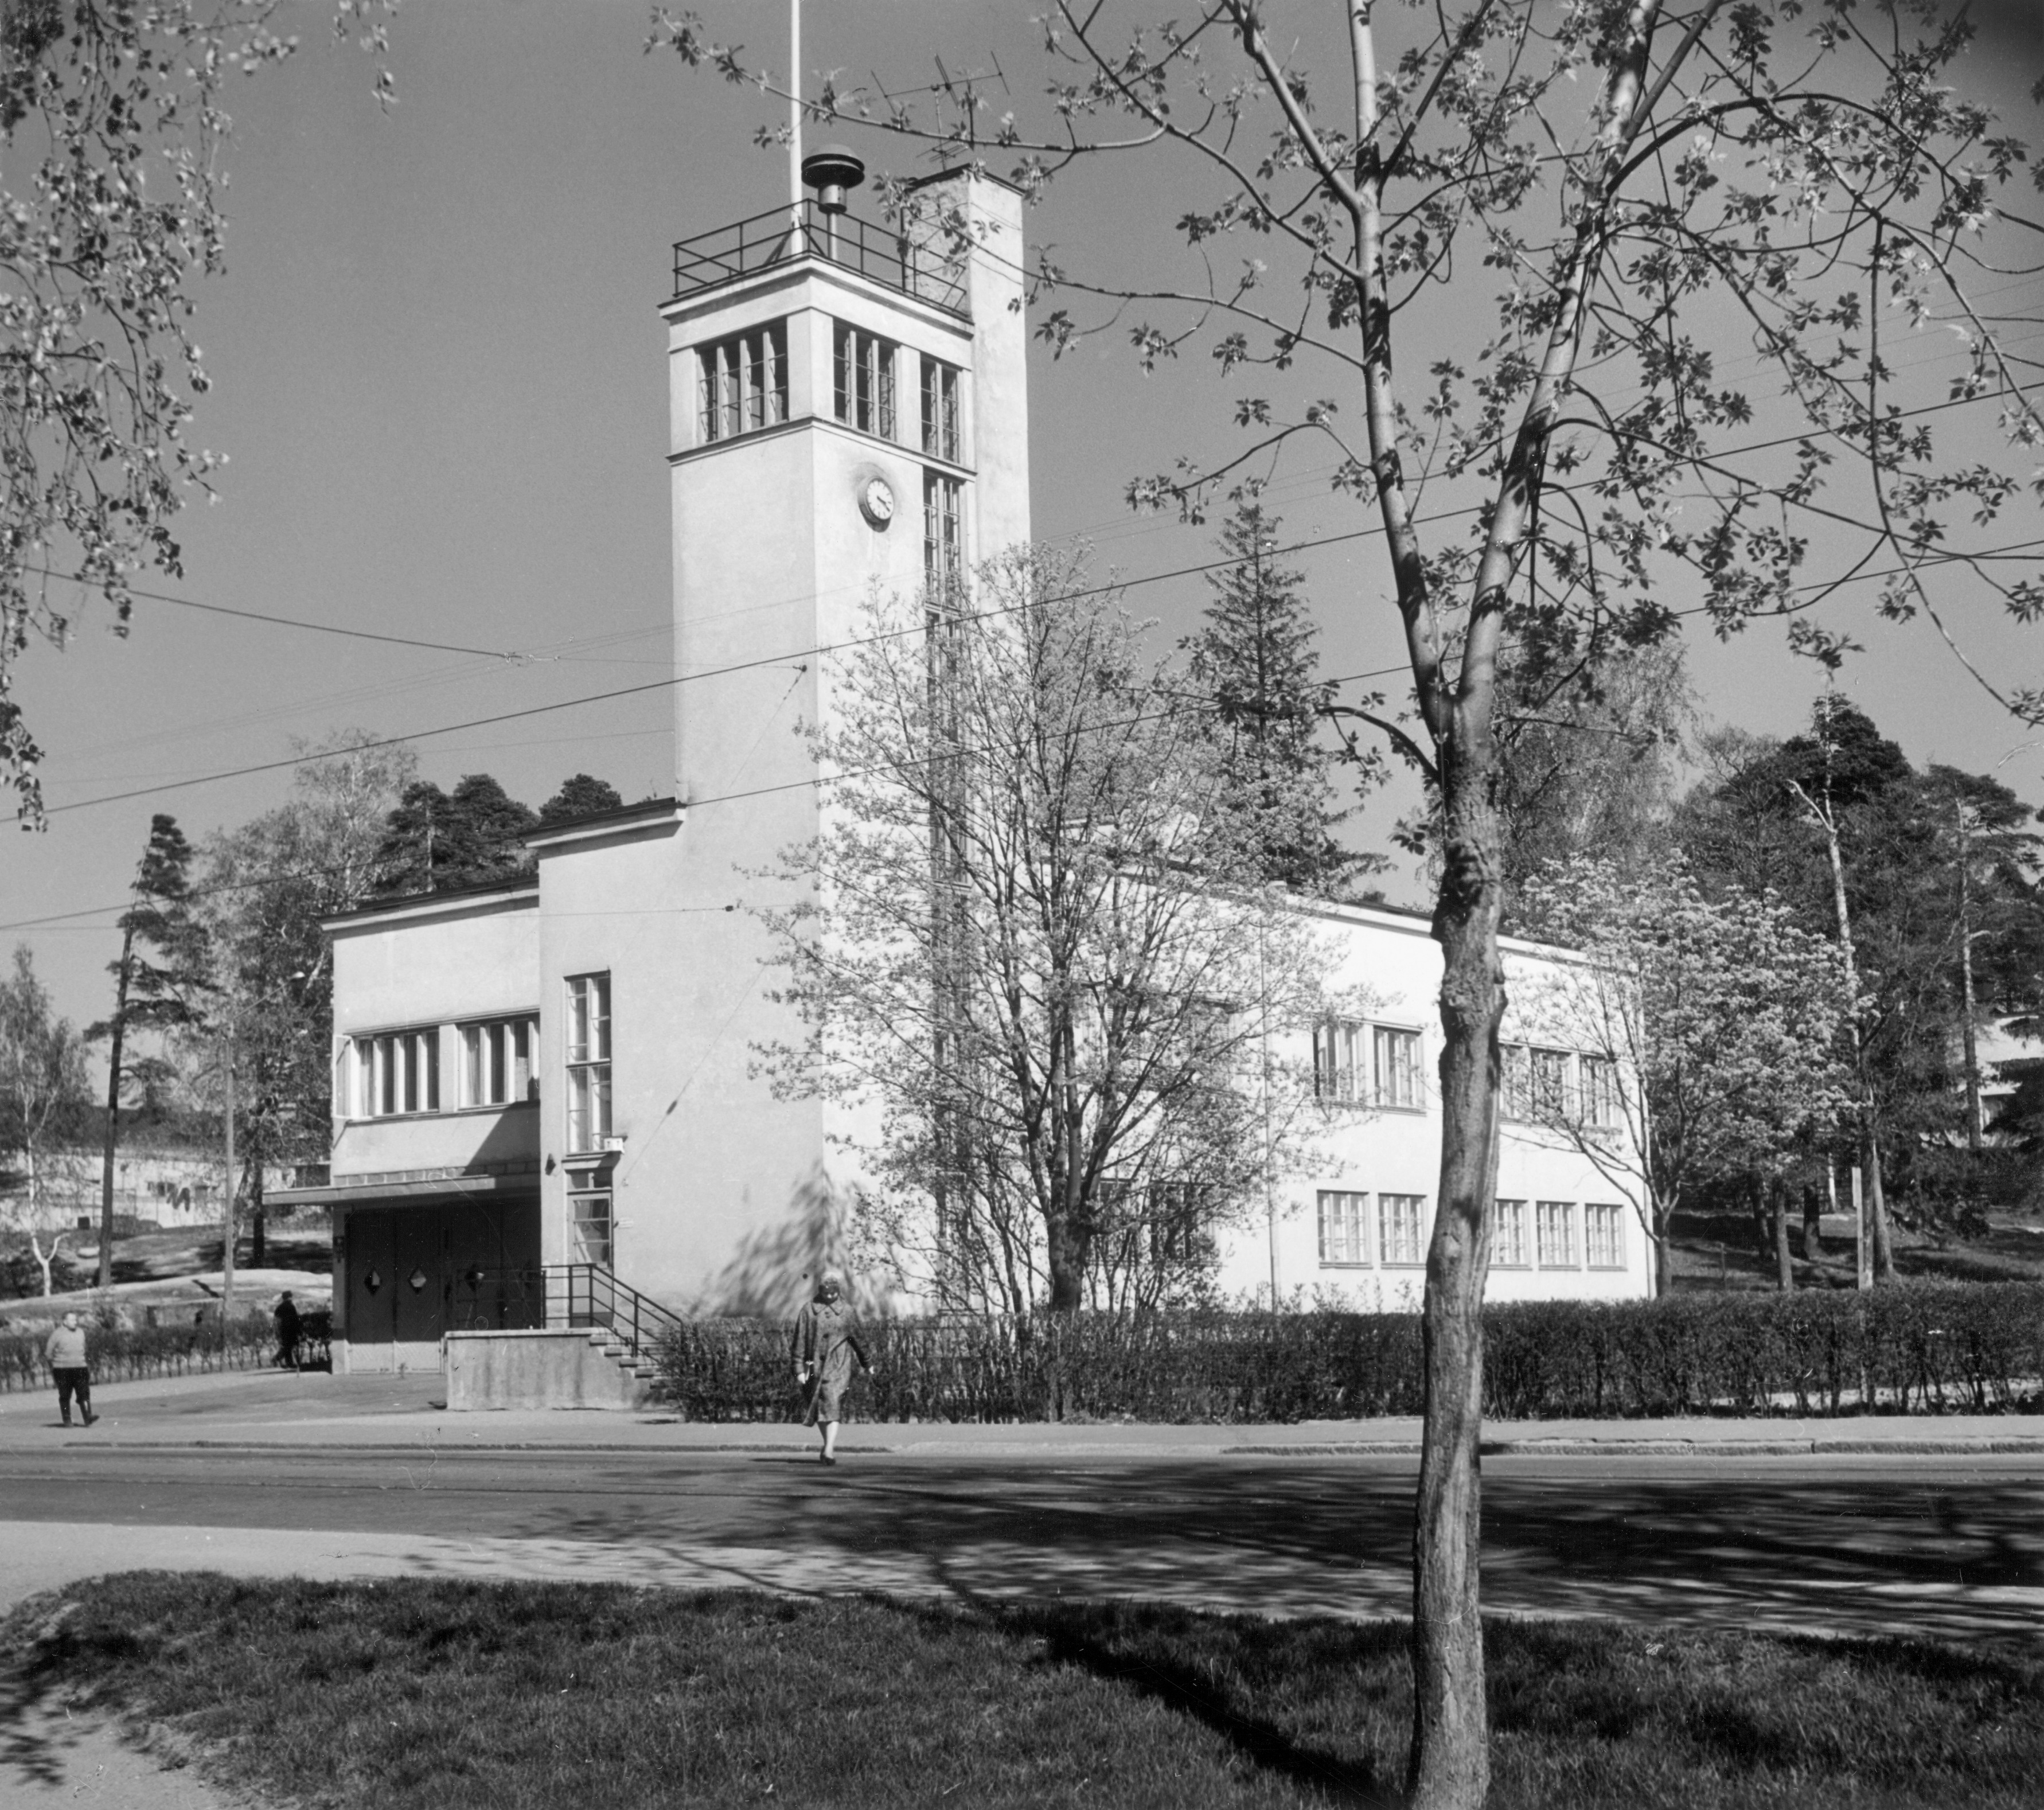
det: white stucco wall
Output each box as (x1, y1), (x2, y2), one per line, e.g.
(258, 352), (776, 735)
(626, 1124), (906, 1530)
(1212, 902), (1655, 1308)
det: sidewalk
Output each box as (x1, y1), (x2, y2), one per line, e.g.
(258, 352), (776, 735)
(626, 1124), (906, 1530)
(4, 1367), (2041, 1457)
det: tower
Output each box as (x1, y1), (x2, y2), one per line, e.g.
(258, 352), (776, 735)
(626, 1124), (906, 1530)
(635, 154), (1031, 1304)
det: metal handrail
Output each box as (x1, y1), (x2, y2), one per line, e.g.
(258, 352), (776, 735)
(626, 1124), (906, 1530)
(547, 1262), (685, 1364)
(671, 198), (968, 318)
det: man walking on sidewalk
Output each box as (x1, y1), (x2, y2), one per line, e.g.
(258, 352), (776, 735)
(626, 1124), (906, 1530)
(45, 1311), (96, 1427)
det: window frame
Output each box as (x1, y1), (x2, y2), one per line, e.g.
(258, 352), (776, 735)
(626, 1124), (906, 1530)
(1372, 1024), (1424, 1110)
(1578, 1054), (1622, 1130)
(923, 470), (963, 599)
(456, 1015), (540, 1111)
(1585, 1202), (1626, 1269)
(568, 1180), (614, 1269)
(696, 321), (789, 444)
(1536, 1199), (1579, 1269)
(1378, 1193), (1427, 1267)
(1316, 1189), (1370, 1267)
(564, 972), (614, 1154)
(833, 320), (897, 439)
(1493, 1198), (1530, 1269)
(920, 354), (962, 463)
(347, 1025), (441, 1121)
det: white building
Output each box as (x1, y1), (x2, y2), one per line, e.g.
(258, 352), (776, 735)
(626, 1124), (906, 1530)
(276, 161), (1651, 1381)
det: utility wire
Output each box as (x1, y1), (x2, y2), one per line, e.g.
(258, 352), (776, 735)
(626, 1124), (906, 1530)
(38, 384), (2034, 821)
(9, 528), (2043, 935)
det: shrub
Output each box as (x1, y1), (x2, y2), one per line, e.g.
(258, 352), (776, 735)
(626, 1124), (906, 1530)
(0, 1315), (275, 1393)
(653, 1282), (2044, 1423)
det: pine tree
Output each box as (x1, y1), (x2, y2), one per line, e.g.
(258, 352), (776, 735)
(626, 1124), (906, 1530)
(538, 773), (625, 824)
(372, 774), (539, 896)
(86, 814), (209, 1285)
(1183, 488), (1361, 895)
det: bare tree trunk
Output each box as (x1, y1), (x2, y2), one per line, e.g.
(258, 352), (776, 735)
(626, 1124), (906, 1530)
(1652, 1204), (1674, 1296)
(96, 924), (135, 1290)
(1772, 1179), (1793, 1291)
(1802, 1184), (1825, 1264)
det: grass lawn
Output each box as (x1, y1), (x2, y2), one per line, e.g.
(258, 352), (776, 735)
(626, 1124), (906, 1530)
(5, 1578), (2042, 1808)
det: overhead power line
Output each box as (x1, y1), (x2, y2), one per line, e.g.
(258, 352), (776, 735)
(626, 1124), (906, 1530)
(24, 567), (526, 661)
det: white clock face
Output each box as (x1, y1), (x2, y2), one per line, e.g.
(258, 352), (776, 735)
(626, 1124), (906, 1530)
(861, 477), (895, 525)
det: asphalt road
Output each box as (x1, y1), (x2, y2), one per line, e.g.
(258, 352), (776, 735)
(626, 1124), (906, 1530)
(4, 1444), (2041, 1647)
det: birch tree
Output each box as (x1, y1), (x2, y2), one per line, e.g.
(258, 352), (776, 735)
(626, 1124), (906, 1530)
(755, 551), (1342, 1316)
(660, 3), (2043, 1797)
(0, 943), (91, 1295)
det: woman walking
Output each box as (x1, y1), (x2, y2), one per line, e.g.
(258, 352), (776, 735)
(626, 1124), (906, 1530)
(790, 1273), (873, 1465)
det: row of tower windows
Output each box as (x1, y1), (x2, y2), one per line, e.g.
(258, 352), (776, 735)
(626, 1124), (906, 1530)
(695, 318), (964, 464)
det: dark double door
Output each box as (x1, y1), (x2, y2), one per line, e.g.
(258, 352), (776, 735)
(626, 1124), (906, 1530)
(344, 1196), (542, 1351)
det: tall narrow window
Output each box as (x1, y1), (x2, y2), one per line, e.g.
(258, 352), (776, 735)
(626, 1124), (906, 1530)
(920, 356), (961, 462)
(1536, 1200), (1578, 1268)
(923, 471), (962, 598)
(1372, 1025), (1423, 1109)
(1528, 1048), (1571, 1118)
(1317, 1190), (1369, 1266)
(566, 973), (613, 1152)
(459, 1016), (538, 1108)
(832, 321), (896, 438)
(696, 322), (788, 443)
(1313, 1020), (1366, 1102)
(1379, 1194), (1426, 1266)
(1493, 1199), (1530, 1267)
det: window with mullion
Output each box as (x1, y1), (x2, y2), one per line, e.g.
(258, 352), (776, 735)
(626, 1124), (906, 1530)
(833, 321), (896, 438)
(565, 973), (613, 1152)
(920, 356), (961, 462)
(696, 323), (787, 444)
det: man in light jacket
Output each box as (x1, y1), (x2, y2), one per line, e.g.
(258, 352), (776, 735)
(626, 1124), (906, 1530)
(45, 1311), (95, 1427)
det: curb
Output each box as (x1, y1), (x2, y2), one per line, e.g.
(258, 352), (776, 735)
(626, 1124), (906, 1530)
(28, 1433), (2044, 1460)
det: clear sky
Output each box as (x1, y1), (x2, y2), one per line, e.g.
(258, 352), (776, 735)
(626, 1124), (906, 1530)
(6, 0), (2043, 1046)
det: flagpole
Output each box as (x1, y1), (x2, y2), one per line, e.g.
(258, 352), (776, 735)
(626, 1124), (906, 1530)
(789, 0), (803, 233)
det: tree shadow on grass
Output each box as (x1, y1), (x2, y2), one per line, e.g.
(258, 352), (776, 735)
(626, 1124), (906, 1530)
(951, 1596), (1407, 1806)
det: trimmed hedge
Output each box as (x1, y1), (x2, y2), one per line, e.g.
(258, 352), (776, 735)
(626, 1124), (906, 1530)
(0, 1316), (277, 1394)
(653, 1281), (2044, 1423)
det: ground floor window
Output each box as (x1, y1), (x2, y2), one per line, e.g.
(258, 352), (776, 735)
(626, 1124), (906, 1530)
(1493, 1199), (1529, 1267)
(1317, 1190), (1368, 1266)
(569, 1186), (613, 1269)
(1378, 1193), (1426, 1267)
(1586, 1202), (1626, 1268)
(1536, 1200), (1578, 1268)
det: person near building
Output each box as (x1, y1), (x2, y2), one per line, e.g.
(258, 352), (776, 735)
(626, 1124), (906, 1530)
(790, 1273), (874, 1465)
(273, 1290), (303, 1370)
(45, 1311), (95, 1427)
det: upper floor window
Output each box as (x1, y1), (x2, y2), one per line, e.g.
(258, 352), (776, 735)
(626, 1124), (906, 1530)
(1313, 1020), (1364, 1103)
(1373, 1026), (1423, 1109)
(921, 356), (961, 462)
(697, 322), (788, 443)
(1503, 1043), (1573, 1121)
(565, 973), (613, 1153)
(352, 1027), (439, 1119)
(924, 471), (962, 598)
(1579, 1055), (1621, 1129)
(833, 321), (896, 438)
(461, 1016), (538, 1109)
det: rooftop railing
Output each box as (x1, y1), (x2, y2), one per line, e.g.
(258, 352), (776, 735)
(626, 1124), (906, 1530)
(671, 198), (968, 318)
